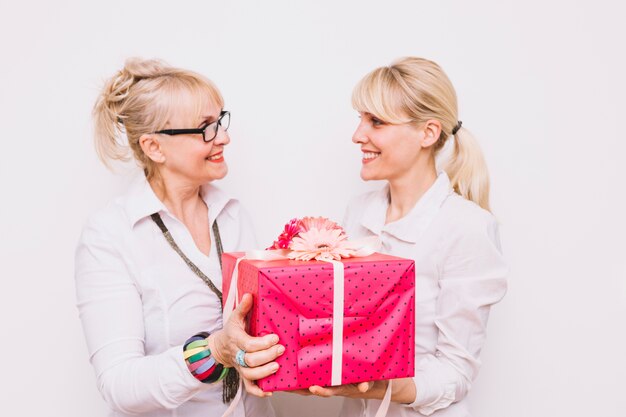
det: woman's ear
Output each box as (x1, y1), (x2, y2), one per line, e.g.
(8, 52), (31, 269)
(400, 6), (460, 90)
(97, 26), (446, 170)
(420, 119), (442, 148)
(139, 134), (166, 163)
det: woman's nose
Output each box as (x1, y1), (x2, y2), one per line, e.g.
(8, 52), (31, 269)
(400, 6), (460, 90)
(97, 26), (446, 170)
(213, 128), (230, 146)
(352, 123), (368, 144)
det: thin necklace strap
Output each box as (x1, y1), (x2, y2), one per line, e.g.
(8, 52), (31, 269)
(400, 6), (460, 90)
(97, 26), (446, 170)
(149, 212), (239, 403)
(150, 212), (223, 304)
(212, 221), (224, 269)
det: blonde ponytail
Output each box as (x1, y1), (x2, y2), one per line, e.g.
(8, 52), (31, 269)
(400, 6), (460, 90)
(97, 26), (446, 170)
(92, 58), (224, 178)
(443, 128), (491, 211)
(352, 57), (492, 212)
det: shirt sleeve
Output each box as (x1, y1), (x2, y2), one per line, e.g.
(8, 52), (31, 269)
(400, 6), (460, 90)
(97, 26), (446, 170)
(74, 217), (208, 414)
(406, 215), (508, 415)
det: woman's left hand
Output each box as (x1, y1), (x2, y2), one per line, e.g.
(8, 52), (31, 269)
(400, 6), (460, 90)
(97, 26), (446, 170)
(293, 381), (382, 399)
(293, 378), (416, 403)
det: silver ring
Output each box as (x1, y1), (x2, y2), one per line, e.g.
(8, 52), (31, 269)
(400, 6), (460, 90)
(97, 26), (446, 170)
(235, 349), (249, 368)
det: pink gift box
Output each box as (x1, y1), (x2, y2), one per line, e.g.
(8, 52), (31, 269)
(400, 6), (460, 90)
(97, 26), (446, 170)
(222, 252), (415, 392)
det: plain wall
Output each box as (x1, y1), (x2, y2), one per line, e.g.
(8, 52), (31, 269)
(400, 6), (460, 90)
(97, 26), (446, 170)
(1, 1), (625, 416)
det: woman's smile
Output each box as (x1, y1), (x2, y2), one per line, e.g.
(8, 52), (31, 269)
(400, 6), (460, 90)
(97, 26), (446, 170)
(362, 151), (381, 164)
(207, 151), (224, 163)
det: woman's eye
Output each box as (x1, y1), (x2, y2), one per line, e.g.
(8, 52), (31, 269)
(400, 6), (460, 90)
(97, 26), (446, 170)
(371, 118), (383, 126)
(201, 120), (215, 131)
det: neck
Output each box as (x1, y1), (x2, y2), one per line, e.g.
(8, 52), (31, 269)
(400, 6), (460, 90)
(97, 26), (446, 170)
(386, 155), (438, 224)
(149, 174), (205, 224)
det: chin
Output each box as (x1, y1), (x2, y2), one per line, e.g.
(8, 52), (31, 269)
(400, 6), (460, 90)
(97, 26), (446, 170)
(207, 174), (227, 182)
(199, 169), (228, 184)
(360, 168), (379, 182)
(212, 166), (228, 180)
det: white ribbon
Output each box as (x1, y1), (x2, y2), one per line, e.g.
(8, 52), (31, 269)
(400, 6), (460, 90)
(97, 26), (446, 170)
(346, 235), (382, 257)
(371, 379), (393, 417)
(325, 258), (345, 386)
(221, 236), (381, 417)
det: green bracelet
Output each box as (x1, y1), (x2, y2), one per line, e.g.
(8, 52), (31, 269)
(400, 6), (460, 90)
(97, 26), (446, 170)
(187, 349), (212, 364)
(216, 366), (230, 382)
(186, 339), (209, 350)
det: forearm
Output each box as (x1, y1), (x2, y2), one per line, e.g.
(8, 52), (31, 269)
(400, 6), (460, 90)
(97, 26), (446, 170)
(362, 378), (416, 403)
(305, 377), (417, 404)
(96, 344), (206, 414)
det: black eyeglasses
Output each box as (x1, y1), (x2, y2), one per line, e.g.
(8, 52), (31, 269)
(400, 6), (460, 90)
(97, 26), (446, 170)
(155, 110), (231, 143)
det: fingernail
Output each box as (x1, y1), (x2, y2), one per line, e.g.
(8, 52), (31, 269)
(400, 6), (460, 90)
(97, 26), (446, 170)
(277, 345), (285, 355)
(271, 334), (279, 344)
(272, 364), (280, 373)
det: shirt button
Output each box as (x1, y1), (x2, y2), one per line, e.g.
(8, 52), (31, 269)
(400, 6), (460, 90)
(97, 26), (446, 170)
(435, 351), (442, 357)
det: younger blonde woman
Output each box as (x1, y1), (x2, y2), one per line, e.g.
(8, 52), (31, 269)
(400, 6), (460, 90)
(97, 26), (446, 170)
(304, 57), (508, 417)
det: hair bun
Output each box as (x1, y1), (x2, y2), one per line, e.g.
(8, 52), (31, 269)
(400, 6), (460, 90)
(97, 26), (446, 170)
(122, 57), (172, 79)
(106, 58), (172, 105)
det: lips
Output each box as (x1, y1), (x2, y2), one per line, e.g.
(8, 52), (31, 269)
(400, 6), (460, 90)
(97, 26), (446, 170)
(206, 152), (224, 163)
(362, 151), (380, 163)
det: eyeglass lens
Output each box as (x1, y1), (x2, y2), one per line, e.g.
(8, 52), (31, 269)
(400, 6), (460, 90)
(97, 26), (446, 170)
(204, 112), (230, 142)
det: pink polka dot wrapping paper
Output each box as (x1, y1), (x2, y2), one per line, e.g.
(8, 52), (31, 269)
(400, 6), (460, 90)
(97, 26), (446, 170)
(222, 252), (415, 392)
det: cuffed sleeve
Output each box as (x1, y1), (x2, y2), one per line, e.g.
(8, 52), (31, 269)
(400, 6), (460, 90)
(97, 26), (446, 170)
(405, 216), (508, 415)
(75, 218), (208, 414)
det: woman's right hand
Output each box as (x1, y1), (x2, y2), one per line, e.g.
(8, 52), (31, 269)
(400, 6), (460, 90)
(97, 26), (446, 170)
(208, 293), (285, 397)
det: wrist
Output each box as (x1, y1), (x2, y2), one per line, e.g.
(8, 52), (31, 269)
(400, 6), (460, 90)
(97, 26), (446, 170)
(372, 380), (389, 399)
(182, 331), (229, 384)
(390, 378), (417, 404)
(207, 331), (230, 367)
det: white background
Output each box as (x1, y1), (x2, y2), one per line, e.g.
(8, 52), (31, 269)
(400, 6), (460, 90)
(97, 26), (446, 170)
(1, 1), (625, 416)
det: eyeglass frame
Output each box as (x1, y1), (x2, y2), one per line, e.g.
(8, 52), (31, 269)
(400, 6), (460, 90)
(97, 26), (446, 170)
(154, 110), (230, 143)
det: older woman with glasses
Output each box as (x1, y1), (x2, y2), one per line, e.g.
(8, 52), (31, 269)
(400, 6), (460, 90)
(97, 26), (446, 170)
(75, 58), (281, 417)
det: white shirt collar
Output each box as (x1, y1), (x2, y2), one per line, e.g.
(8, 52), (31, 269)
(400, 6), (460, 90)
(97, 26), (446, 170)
(360, 172), (453, 243)
(123, 176), (237, 228)
(200, 182), (238, 227)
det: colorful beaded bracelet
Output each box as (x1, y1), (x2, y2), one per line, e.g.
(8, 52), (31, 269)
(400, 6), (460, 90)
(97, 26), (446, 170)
(183, 332), (230, 384)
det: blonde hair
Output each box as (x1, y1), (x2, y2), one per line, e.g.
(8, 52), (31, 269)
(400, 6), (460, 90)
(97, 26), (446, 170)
(93, 57), (224, 179)
(352, 57), (491, 212)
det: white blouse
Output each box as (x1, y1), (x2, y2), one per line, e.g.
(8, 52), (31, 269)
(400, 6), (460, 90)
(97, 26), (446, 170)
(340, 173), (508, 417)
(74, 177), (274, 417)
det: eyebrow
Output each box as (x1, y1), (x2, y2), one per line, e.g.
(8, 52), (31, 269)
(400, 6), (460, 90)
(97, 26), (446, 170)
(197, 109), (224, 126)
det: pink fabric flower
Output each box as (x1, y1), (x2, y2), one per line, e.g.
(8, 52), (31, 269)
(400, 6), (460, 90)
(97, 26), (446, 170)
(299, 216), (345, 234)
(268, 216), (353, 258)
(288, 228), (356, 261)
(268, 218), (303, 250)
